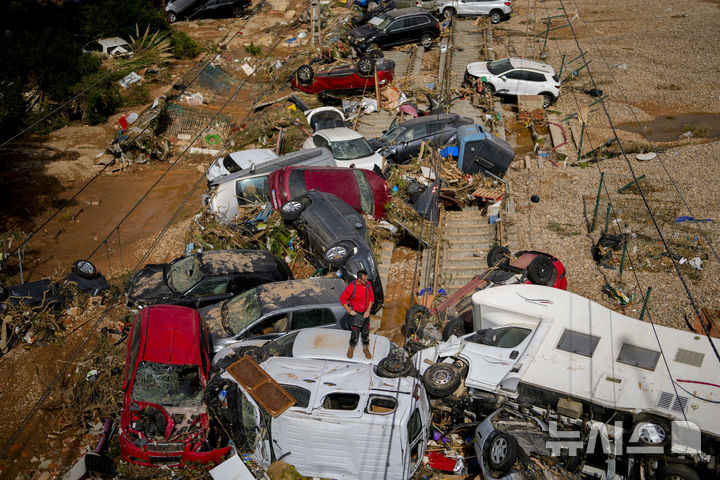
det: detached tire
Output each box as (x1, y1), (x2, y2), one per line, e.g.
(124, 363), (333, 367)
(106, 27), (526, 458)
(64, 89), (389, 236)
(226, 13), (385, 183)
(167, 11), (178, 23)
(357, 56), (375, 76)
(442, 316), (466, 340)
(325, 241), (353, 267)
(655, 464), (700, 480)
(72, 259), (98, 279)
(279, 199), (307, 221)
(405, 304), (431, 335)
(296, 65), (314, 86)
(487, 245), (511, 268)
(377, 354), (413, 378)
(527, 256), (557, 286)
(486, 431), (519, 475)
(422, 363), (461, 397)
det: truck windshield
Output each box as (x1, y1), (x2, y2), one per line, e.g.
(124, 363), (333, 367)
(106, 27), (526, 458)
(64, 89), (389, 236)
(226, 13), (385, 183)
(132, 362), (204, 407)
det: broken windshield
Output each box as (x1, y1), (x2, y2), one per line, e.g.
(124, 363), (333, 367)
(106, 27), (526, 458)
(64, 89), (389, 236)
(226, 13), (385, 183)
(329, 138), (374, 160)
(132, 362), (204, 407)
(487, 58), (512, 75)
(223, 288), (262, 335)
(166, 255), (203, 293)
(379, 121), (402, 143)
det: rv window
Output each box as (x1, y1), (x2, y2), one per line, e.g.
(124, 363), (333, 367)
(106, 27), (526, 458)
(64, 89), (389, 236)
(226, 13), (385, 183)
(367, 395), (397, 414)
(323, 393), (360, 410)
(468, 327), (531, 348)
(280, 384), (311, 408)
(556, 330), (600, 357)
(616, 343), (660, 371)
(407, 409), (423, 443)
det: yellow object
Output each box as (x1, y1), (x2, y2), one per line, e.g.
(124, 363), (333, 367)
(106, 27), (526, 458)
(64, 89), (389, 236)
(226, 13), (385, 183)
(286, 104), (297, 111)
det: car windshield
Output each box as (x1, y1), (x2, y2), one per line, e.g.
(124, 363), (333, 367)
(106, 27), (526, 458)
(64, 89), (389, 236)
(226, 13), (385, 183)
(166, 256), (203, 293)
(223, 289), (262, 335)
(264, 331), (300, 357)
(329, 137), (374, 160)
(487, 58), (513, 75)
(369, 16), (390, 29)
(132, 362), (204, 407)
(353, 170), (375, 215)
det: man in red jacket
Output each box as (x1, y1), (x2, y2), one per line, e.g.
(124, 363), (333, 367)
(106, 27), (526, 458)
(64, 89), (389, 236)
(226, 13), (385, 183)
(340, 270), (374, 359)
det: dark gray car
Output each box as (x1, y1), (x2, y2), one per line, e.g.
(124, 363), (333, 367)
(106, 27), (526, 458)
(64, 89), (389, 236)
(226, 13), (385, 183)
(369, 113), (473, 164)
(199, 277), (350, 352)
(165, 0), (251, 22)
(348, 8), (441, 52)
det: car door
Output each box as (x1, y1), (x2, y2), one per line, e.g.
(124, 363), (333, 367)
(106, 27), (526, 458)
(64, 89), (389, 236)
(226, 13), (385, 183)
(383, 19), (407, 46)
(524, 70), (547, 95)
(494, 69), (526, 95)
(396, 124), (429, 162)
(461, 0), (492, 15)
(185, 275), (233, 307)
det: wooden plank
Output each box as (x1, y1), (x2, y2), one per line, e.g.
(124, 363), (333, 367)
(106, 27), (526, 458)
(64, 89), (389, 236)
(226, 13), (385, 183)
(227, 356), (295, 417)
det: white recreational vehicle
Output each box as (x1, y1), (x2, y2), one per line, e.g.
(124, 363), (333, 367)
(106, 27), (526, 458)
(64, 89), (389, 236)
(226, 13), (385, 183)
(413, 284), (720, 479)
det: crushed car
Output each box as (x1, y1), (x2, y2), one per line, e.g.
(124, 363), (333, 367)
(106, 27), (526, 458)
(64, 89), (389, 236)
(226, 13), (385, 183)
(291, 56), (395, 94)
(268, 165), (390, 219)
(165, 0), (250, 22)
(279, 190), (384, 312)
(125, 249), (291, 309)
(198, 277), (351, 352)
(206, 328), (430, 480)
(302, 127), (384, 171)
(82, 37), (133, 57)
(205, 148), (278, 185)
(120, 304), (231, 467)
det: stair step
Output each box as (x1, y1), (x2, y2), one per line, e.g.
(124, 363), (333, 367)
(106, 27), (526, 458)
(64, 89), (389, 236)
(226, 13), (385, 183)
(443, 224), (494, 233)
(444, 240), (495, 250)
(444, 233), (495, 243)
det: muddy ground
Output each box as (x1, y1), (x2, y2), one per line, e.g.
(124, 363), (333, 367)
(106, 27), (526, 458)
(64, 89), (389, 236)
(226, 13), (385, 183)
(0, 0), (719, 478)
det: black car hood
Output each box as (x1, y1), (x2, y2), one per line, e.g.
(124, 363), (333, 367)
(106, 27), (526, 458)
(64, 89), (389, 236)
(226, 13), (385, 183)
(349, 24), (377, 40)
(126, 264), (174, 304)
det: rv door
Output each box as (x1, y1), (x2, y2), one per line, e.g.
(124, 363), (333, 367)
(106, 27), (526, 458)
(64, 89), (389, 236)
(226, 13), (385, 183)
(240, 391), (273, 466)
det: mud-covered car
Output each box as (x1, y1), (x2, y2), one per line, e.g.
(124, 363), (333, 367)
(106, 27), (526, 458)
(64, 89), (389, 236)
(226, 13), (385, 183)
(291, 56), (395, 94)
(279, 191), (384, 312)
(120, 304), (231, 467)
(125, 249), (292, 309)
(198, 277), (351, 352)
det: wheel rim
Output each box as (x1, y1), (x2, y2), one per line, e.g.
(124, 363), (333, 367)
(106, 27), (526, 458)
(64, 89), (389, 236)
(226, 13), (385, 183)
(543, 95), (552, 108)
(422, 36), (432, 47)
(638, 422), (666, 445)
(326, 246), (348, 261)
(430, 367), (452, 386)
(282, 201), (302, 213)
(75, 260), (94, 275)
(444, 9), (453, 18)
(385, 358), (405, 373)
(491, 13), (500, 23)
(490, 437), (508, 464)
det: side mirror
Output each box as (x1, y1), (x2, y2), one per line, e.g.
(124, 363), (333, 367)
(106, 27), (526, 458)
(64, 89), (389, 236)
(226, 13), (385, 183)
(500, 75), (507, 80)
(121, 380), (129, 391)
(249, 162), (256, 173)
(355, 222), (363, 229)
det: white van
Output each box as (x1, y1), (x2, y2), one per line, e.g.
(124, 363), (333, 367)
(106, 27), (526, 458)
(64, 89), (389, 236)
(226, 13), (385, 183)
(209, 329), (431, 480)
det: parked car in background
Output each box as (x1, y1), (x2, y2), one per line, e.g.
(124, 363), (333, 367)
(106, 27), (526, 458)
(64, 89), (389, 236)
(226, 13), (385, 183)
(206, 329), (430, 480)
(395, 0), (437, 10)
(82, 37), (133, 57)
(205, 148), (278, 185)
(369, 113), (473, 164)
(199, 277), (351, 351)
(351, 0), (397, 27)
(165, 0), (250, 22)
(279, 191), (384, 311)
(205, 148), (336, 224)
(465, 57), (561, 108)
(348, 8), (441, 52)
(125, 249), (292, 309)
(120, 304), (231, 467)
(269, 165), (390, 219)
(303, 128), (384, 171)
(291, 57), (395, 94)
(437, 0), (512, 22)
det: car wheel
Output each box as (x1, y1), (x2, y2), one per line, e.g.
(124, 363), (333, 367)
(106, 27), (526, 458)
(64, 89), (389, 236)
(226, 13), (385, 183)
(405, 304), (431, 335)
(167, 11), (178, 23)
(296, 65), (314, 86)
(232, 6), (245, 17)
(0, 284), (8, 302)
(420, 33), (433, 49)
(486, 431), (519, 475)
(377, 354), (414, 378)
(443, 8), (455, 19)
(442, 316), (465, 340)
(279, 199), (307, 221)
(482, 81), (496, 94)
(541, 92), (555, 108)
(72, 259), (98, 279)
(633, 415), (670, 447)
(368, 49), (384, 59)
(489, 9), (503, 24)
(357, 56), (375, 76)
(487, 245), (511, 268)
(422, 363), (461, 397)
(324, 241), (353, 267)
(527, 256), (557, 286)
(368, 42), (381, 52)
(655, 464), (700, 480)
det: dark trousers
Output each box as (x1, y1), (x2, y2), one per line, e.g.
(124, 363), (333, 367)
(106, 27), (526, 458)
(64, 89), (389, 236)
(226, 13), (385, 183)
(349, 314), (370, 346)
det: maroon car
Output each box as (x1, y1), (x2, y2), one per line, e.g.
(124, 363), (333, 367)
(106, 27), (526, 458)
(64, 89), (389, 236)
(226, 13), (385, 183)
(120, 305), (231, 467)
(269, 165), (390, 219)
(407, 247), (567, 340)
(291, 57), (395, 94)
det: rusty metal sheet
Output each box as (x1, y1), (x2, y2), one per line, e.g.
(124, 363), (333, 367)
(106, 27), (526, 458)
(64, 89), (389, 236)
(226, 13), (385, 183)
(226, 356), (295, 417)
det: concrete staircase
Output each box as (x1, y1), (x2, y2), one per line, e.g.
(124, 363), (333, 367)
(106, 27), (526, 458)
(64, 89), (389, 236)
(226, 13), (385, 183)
(371, 239), (395, 329)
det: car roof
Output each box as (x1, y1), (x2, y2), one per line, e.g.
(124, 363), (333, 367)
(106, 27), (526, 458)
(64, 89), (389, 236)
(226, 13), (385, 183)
(196, 249), (279, 275)
(290, 328), (391, 364)
(316, 127), (364, 141)
(97, 37), (130, 47)
(398, 113), (466, 128)
(139, 304), (202, 366)
(507, 57), (556, 74)
(214, 148), (334, 186)
(386, 7), (431, 18)
(257, 277), (346, 314)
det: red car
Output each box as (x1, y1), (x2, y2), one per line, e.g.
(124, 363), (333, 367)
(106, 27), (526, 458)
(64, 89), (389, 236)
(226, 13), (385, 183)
(120, 305), (231, 467)
(407, 247), (567, 339)
(269, 166), (390, 219)
(291, 56), (395, 94)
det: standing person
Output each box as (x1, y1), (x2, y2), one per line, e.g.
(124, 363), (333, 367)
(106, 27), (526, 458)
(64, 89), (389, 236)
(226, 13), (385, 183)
(340, 270), (374, 359)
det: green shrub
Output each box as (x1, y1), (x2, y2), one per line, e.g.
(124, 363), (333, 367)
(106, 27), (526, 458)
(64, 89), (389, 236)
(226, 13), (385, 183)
(122, 84), (151, 107)
(171, 31), (200, 60)
(81, 0), (169, 39)
(244, 42), (262, 56)
(83, 87), (122, 125)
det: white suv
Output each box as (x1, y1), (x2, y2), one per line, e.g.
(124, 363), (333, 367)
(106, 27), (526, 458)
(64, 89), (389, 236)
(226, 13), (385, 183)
(437, 0), (512, 23)
(465, 57), (561, 107)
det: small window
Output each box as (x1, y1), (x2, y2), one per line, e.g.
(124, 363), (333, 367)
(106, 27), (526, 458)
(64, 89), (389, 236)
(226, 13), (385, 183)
(236, 176), (269, 204)
(367, 395), (397, 414)
(556, 330), (600, 357)
(189, 276), (229, 296)
(280, 384), (311, 408)
(616, 343), (660, 371)
(323, 392), (360, 410)
(407, 408), (423, 443)
(249, 313), (289, 337)
(505, 70), (528, 80)
(526, 71), (546, 82)
(292, 308), (335, 329)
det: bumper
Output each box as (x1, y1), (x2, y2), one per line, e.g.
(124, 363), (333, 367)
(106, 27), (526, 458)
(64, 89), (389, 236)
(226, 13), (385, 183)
(120, 436), (231, 467)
